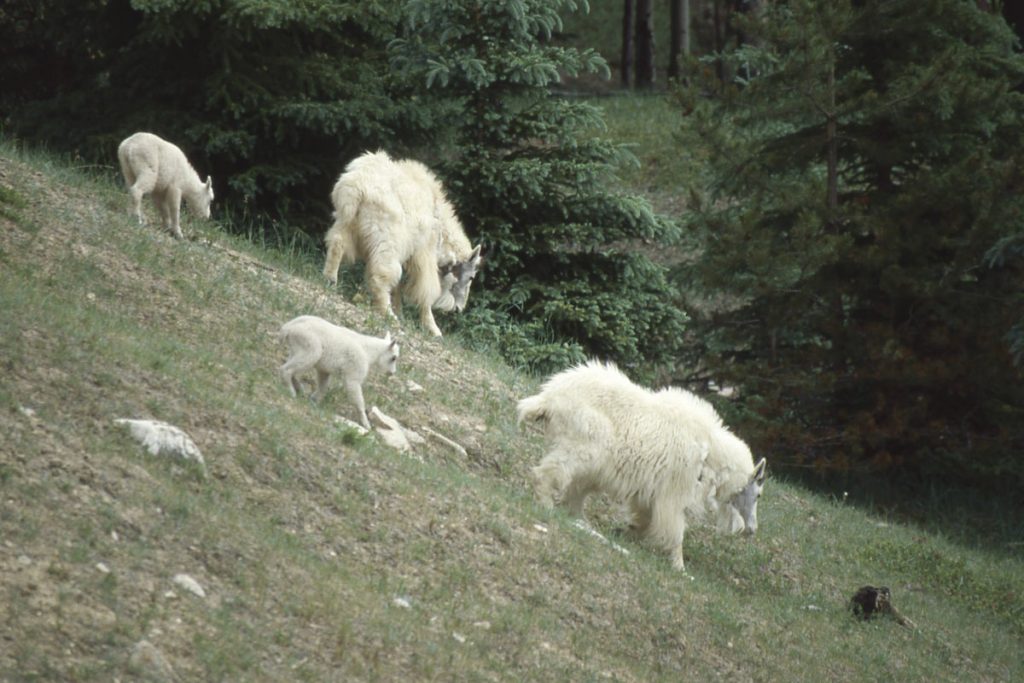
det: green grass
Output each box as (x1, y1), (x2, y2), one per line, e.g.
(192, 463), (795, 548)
(589, 94), (696, 200)
(0, 140), (1021, 681)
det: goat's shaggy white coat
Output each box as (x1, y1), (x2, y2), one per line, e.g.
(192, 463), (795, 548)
(322, 151), (482, 337)
(117, 132), (214, 239)
(517, 360), (766, 571)
(278, 315), (399, 428)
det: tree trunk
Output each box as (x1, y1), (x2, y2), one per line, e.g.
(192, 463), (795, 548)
(713, 0), (725, 80)
(668, 0), (690, 81)
(826, 62), (838, 216)
(824, 59), (845, 374)
(621, 0), (635, 88)
(635, 0), (655, 88)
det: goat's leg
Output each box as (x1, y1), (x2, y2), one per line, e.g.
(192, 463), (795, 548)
(647, 499), (687, 571)
(367, 259), (402, 321)
(419, 305), (443, 337)
(312, 370), (332, 402)
(166, 187), (184, 239)
(343, 379), (369, 429)
(128, 170), (157, 225)
(322, 225), (346, 285)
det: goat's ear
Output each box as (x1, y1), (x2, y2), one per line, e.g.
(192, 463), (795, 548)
(752, 457), (767, 484)
(469, 244), (483, 265)
(205, 176), (213, 189)
(382, 332), (392, 344)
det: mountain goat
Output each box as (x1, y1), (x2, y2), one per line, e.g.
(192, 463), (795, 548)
(322, 151), (483, 337)
(117, 132), (214, 239)
(517, 361), (767, 572)
(278, 315), (400, 429)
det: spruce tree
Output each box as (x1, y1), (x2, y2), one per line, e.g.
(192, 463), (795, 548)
(392, 0), (688, 375)
(0, 0), (432, 228)
(676, 0), (1024, 485)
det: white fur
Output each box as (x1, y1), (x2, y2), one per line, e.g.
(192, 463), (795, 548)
(321, 151), (482, 337)
(517, 360), (766, 571)
(117, 132), (214, 239)
(278, 315), (400, 428)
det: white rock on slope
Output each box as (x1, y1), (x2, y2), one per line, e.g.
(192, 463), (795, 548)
(115, 419), (205, 469)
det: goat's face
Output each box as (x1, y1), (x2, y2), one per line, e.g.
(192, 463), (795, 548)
(435, 245), (483, 313)
(189, 176), (214, 219)
(727, 457), (767, 534)
(378, 334), (400, 375)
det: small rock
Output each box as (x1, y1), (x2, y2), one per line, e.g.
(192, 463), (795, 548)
(452, 632), (467, 644)
(473, 620), (491, 630)
(128, 639), (177, 682)
(375, 425), (412, 452)
(533, 524), (549, 534)
(421, 426), (468, 457)
(172, 574), (206, 599)
(333, 415), (370, 435)
(572, 519), (631, 556)
(404, 428), (426, 446)
(115, 419), (205, 471)
(96, 562), (111, 574)
(406, 380), (425, 393)
(368, 407), (419, 452)
(17, 406), (36, 419)
(392, 596), (412, 609)
(17, 555), (31, 566)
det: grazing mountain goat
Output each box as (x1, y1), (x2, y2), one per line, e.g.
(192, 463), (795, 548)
(117, 132), (214, 239)
(278, 315), (400, 429)
(321, 151), (483, 337)
(517, 361), (767, 572)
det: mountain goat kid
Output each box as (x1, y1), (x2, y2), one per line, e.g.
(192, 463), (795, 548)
(278, 315), (400, 429)
(517, 361), (767, 572)
(322, 151), (483, 337)
(117, 132), (214, 239)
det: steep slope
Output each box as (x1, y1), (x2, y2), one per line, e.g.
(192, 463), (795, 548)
(0, 145), (1020, 682)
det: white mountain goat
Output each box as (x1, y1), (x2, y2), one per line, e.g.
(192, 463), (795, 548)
(321, 151), (483, 337)
(117, 132), (214, 239)
(517, 360), (767, 572)
(278, 315), (400, 429)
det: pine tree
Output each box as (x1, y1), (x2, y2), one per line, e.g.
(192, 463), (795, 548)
(392, 0), (688, 375)
(676, 0), (1024, 485)
(1, 0), (432, 228)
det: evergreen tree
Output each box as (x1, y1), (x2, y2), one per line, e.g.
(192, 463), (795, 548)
(676, 0), (1024, 485)
(391, 0), (688, 375)
(0, 0), (437, 228)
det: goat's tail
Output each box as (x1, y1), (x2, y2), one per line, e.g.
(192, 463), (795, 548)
(516, 393), (548, 426)
(116, 142), (134, 187)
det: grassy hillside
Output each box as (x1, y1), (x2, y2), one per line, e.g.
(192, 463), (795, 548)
(1, 142), (1021, 681)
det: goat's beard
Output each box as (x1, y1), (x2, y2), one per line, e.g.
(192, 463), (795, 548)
(433, 291), (456, 311)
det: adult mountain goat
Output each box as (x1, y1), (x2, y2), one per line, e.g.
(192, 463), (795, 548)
(517, 361), (767, 572)
(117, 132), (214, 239)
(322, 151), (482, 337)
